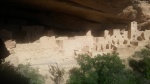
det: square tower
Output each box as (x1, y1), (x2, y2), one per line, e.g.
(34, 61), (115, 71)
(131, 21), (137, 30)
(128, 21), (138, 40)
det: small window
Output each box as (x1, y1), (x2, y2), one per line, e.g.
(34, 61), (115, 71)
(115, 36), (116, 38)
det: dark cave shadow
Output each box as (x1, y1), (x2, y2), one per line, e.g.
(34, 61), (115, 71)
(1, 26), (105, 43)
(0, 38), (9, 61)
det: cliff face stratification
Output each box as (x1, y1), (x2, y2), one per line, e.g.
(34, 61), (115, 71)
(0, 0), (150, 29)
(1, 0), (150, 45)
(1, 0), (150, 30)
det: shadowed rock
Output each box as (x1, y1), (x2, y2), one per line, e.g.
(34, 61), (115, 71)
(0, 38), (10, 63)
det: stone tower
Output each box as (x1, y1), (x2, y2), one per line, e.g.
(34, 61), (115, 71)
(128, 21), (138, 40)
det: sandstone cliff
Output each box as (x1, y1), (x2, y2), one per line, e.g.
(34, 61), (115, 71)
(0, 0), (150, 30)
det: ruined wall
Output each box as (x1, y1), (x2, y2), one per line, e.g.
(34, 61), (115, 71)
(1, 21), (150, 58)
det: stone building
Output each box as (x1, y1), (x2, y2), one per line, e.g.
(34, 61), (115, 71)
(11, 21), (150, 56)
(36, 21), (150, 56)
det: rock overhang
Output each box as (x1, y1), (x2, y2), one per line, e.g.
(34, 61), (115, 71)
(0, 0), (134, 30)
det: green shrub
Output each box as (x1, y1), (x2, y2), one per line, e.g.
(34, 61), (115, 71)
(0, 62), (29, 84)
(17, 64), (45, 84)
(129, 47), (150, 79)
(67, 53), (137, 84)
(0, 62), (45, 84)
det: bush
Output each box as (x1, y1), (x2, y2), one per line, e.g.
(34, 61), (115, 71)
(0, 62), (29, 84)
(0, 63), (45, 84)
(67, 53), (137, 84)
(17, 64), (45, 84)
(129, 47), (150, 80)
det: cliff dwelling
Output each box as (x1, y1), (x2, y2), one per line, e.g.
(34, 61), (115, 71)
(1, 0), (150, 84)
(1, 21), (150, 64)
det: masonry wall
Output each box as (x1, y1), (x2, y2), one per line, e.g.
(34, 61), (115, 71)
(2, 21), (150, 57)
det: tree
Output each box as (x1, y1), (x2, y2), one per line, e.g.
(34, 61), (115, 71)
(0, 62), (45, 84)
(18, 64), (45, 84)
(48, 63), (65, 84)
(129, 46), (150, 81)
(0, 62), (29, 84)
(67, 53), (136, 84)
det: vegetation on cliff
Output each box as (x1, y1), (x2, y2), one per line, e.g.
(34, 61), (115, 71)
(0, 63), (45, 84)
(67, 46), (150, 84)
(67, 53), (137, 84)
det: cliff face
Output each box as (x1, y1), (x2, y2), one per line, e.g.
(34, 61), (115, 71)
(0, 0), (150, 30)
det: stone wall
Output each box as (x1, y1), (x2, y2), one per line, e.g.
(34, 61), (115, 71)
(1, 21), (150, 57)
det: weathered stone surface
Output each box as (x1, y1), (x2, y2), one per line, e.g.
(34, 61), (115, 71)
(5, 40), (16, 49)
(1, 0), (150, 30)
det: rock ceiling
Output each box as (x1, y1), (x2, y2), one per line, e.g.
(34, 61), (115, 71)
(0, 0), (136, 30)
